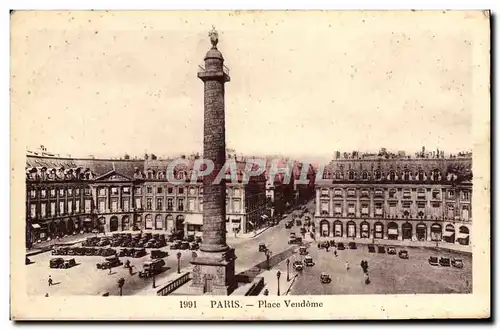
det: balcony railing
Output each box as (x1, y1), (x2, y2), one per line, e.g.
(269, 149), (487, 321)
(198, 64), (230, 76)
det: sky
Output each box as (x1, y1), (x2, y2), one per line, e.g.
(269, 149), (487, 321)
(11, 11), (478, 159)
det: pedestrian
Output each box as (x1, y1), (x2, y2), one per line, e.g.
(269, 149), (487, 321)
(128, 265), (133, 276)
(45, 293), (49, 297)
(360, 260), (364, 269)
(317, 243), (321, 249)
(345, 261), (350, 271)
(334, 250), (337, 258)
(48, 276), (53, 287)
(108, 267), (112, 275)
(364, 273), (370, 285)
(263, 289), (269, 296)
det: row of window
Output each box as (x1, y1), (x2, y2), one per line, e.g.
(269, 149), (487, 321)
(320, 188), (470, 201)
(29, 187), (91, 199)
(319, 201), (470, 219)
(322, 169), (451, 181)
(30, 199), (93, 219)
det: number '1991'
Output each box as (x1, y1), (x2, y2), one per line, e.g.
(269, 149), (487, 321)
(180, 301), (197, 308)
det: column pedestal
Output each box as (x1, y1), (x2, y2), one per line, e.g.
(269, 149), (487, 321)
(190, 248), (237, 295)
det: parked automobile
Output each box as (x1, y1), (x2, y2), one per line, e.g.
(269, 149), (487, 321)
(132, 248), (147, 258)
(439, 257), (451, 267)
(299, 246), (308, 255)
(49, 258), (65, 269)
(337, 243), (345, 250)
(348, 242), (357, 250)
(288, 237), (303, 245)
(295, 219), (302, 226)
(320, 272), (332, 284)
(259, 243), (267, 252)
(96, 238), (110, 247)
(180, 241), (190, 250)
(170, 240), (182, 250)
(96, 256), (122, 269)
(285, 220), (294, 229)
(451, 258), (464, 268)
(428, 256), (439, 266)
(195, 236), (202, 244)
(398, 250), (409, 259)
(387, 246), (397, 255)
(289, 232), (297, 239)
(377, 246), (386, 254)
(151, 249), (168, 259)
(138, 259), (166, 278)
(368, 245), (376, 253)
(63, 258), (77, 269)
(293, 260), (304, 271)
(304, 255), (315, 267)
(189, 242), (200, 250)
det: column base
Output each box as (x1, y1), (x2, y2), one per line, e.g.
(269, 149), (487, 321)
(190, 248), (237, 296)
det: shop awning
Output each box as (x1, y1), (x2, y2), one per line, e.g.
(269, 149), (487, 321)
(388, 228), (398, 235)
(457, 233), (470, 239)
(31, 224), (41, 229)
(443, 232), (455, 238)
(83, 218), (93, 222)
(232, 223), (240, 228)
(186, 214), (203, 226)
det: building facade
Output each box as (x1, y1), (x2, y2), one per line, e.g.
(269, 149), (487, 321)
(25, 155), (267, 248)
(313, 156), (472, 245)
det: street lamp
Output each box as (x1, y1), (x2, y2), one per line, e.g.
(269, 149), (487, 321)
(277, 271), (281, 296)
(286, 259), (290, 282)
(177, 252), (182, 274)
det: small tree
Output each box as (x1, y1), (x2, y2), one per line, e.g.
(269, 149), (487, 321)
(144, 153), (149, 160)
(117, 277), (125, 296)
(151, 154), (157, 160)
(124, 154), (130, 160)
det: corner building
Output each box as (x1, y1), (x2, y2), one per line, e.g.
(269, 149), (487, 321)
(313, 156), (472, 245)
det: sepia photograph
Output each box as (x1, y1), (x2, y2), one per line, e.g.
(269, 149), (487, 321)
(10, 10), (490, 320)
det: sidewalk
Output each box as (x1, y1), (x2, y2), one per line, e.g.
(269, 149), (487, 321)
(314, 236), (472, 254)
(259, 269), (297, 296)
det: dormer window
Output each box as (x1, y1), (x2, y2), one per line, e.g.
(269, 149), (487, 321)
(416, 170), (425, 181)
(335, 171), (342, 180)
(348, 171), (355, 180)
(374, 170), (382, 180)
(403, 170), (411, 181)
(431, 169), (442, 182)
(361, 171), (368, 180)
(388, 171), (396, 181)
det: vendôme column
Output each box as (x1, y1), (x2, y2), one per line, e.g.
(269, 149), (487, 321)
(190, 27), (237, 295)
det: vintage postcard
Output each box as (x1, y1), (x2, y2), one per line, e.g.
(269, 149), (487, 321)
(10, 10), (490, 320)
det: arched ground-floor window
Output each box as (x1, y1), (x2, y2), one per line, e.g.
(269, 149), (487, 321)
(320, 220), (330, 237)
(122, 216), (130, 231)
(387, 222), (398, 240)
(110, 216), (119, 232)
(443, 224), (455, 243)
(360, 221), (370, 238)
(430, 223), (442, 241)
(374, 222), (384, 239)
(333, 220), (343, 237)
(402, 222), (412, 240)
(155, 214), (163, 230)
(457, 226), (470, 245)
(347, 221), (356, 238)
(416, 223), (427, 241)
(145, 214), (153, 230)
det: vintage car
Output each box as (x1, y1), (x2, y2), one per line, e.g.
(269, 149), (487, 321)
(151, 249), (168, 259)
(304, 255), (315, 267)
(180, 241), (190, 250)
(299, 246), (308, 255)
(387, 246), (397, 255)
(289, 232), (297, 239)
(377, 246), (386, 254)
(451, 258), (464, 268)
(337, 242), (345, 250)
(259, 243), (267, 252)
(195, 236), (202, 244)
(138, 259), (166, 278)
(285, 220), (294, 229)
(96, 238), (110, 247)
(288, 237), (303, 245)
(368, 245), (376, 253)
(49, 258), (65, 269)
(439, 257), (451, 267)
(96, 256), (122, 269)
(398, 250), (409, 259)
(63, 258), (77, 269)
(293, 260), (304, 271)
(428, 256), (439, 266)
(320, 272), (332, 284)
(295, 219), (302, 226)
(132, 248), (147, 258)
(348, 242), (357, 250)
(170, 240), (182, 250)
(144, 239), (157, 248)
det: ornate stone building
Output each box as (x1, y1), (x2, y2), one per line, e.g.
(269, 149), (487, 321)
(313, 156), (472, 245)
(25, 155), (266, 248)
